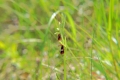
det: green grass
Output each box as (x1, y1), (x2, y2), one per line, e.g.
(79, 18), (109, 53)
(0, 0), (120, 80)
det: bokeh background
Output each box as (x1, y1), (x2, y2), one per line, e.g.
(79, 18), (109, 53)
(0, 0), (120, 80)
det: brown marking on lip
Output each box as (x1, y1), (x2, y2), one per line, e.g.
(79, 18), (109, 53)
(58, 34), (61, 41)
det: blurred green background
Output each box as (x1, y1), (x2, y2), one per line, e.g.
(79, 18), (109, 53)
(0, 0), (120, 80)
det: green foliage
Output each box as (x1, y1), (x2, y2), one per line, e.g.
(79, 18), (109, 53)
(0, 0), (120, 80)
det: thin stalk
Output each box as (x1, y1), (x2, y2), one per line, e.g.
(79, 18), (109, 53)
(63, 35), (67, 80)
(90, 26), (95, 80)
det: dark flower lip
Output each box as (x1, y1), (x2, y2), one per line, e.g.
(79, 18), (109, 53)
(58, 34), (61, 41)
(60, 45), (64, 54)
(60, 50), (64, 54)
